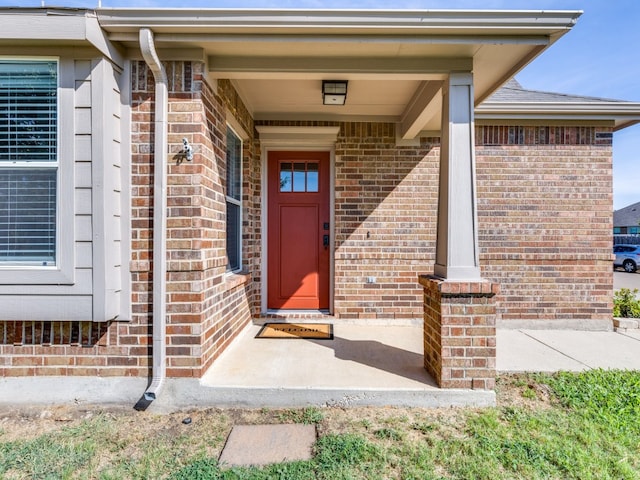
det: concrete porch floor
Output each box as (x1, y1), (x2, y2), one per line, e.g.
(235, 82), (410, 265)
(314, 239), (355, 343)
(179, 323), (496, 409)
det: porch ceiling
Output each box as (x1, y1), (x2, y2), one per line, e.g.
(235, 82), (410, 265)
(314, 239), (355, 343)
(98, 8), (582, 138)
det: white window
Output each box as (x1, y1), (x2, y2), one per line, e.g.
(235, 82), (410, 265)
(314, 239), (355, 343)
(0, 60), (57, 265)
(0, 58), (73, 285)
(226, 125), (242, 272)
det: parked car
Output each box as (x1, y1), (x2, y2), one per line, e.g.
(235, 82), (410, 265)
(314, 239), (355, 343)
(613, 244), (640, 273)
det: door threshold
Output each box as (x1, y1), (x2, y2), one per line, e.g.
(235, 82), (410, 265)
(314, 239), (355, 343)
(258, 310), (334, 323)
(266, 309), (331, 315)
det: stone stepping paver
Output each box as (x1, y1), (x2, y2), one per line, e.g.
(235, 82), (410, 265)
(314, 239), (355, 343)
(219, 424), (316, 467)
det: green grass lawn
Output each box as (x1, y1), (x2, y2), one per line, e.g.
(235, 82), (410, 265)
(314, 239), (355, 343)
(1, 370), (639, 479)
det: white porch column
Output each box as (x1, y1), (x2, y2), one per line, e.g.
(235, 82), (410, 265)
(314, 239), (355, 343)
(434, 72), (482, 281)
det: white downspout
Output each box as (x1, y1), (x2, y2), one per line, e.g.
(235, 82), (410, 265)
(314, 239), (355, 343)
(139, 28), (168, 401)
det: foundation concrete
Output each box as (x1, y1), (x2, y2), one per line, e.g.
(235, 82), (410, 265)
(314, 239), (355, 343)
(0, 377), (147, 405)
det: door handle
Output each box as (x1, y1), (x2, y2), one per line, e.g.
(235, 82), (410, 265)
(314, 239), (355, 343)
(323, 235), (329, 247)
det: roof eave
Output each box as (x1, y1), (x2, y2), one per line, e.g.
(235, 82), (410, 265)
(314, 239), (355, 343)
(477, 102), (640, 131)
(95, 8), (582, 35)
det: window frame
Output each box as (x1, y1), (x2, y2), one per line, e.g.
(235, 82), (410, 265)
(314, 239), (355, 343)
(225, 123), (243, 273)
(0, 57), (74, 285)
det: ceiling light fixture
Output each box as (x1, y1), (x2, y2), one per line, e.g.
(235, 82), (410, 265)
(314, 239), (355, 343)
(322, 80), (348, 105)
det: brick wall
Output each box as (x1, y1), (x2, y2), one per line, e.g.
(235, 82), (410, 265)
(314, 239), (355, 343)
(420, 276), (498, 390)
(333, 124), (438, 321)
(129, 62), (260, 377)
(476, 126), (614, 326)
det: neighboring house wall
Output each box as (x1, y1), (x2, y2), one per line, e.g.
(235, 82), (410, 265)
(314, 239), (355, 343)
(613, 200), (640, 234)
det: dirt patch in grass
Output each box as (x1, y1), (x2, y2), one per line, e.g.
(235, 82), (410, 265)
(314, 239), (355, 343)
(495, 373), (556, 409)
(0, 374), (547, 444)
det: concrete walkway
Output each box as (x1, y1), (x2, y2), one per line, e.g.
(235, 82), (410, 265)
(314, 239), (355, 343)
(498, 328), (640, 372)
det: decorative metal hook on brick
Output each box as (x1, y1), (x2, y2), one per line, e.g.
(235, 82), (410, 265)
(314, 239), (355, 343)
(182, 138), (193, 161)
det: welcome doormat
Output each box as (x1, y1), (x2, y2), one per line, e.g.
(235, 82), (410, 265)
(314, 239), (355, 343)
(255, 323), (333, 340)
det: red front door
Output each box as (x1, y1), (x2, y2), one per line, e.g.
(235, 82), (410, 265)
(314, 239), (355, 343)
(268, 151), (330, 310)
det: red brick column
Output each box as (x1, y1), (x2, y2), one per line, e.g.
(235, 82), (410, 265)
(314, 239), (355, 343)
(419, 275), (498, 390)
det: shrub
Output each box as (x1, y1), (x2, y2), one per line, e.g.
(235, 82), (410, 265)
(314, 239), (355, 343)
(613, 288), (640, 318)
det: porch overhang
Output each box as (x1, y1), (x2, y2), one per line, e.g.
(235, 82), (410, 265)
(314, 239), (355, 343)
(96, 8), (582, 139)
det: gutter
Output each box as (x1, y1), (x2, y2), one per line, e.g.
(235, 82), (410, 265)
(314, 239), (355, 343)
(97, 9), (582, 34)
(139, 28), (168, 402)
(476, 102), (640, 131)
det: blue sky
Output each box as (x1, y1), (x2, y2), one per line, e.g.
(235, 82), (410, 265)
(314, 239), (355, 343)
(5, 0), (640, 209)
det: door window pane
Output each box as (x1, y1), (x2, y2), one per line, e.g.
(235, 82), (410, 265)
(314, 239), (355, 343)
(306, 162), (318, 192)
(293, 163), (306, 192)
(280, 161), (320, 193)
(280, 162), (292, 192)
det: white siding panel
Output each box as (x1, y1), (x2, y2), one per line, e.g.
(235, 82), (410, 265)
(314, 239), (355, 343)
(0, 269), (92, 295)
(75, 161), (92, 188)
(91, 58), (125, 322)
(113, 240), (121, 266)
(75, 242), (93, 268)
(112, 164), (122, 192)
(75, 189), (92, 215)
(75, 108), (91, 135)
(76, 215), (92, 242)
(118, 60), (132, 322)
(111, 190), (121, 216)
(0, 295), (93, 321)
(75, 80), (91, 107)
(75, 136), (92, 162)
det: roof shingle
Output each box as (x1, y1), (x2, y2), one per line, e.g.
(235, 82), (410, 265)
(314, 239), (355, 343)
(485, 78), (626, 104)
(614, 201), (640, 227)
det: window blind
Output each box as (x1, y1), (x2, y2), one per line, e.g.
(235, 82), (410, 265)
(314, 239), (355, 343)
(0, 61), (57, 162)
(0, 169), (56, 263)
(226, 128), (242, 271)
(226, 128), (242, 201)
(0, 60), (57, 265)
